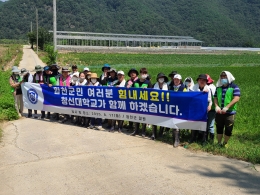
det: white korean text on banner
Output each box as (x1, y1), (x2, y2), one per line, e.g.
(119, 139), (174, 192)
(22, 83), (208, 131)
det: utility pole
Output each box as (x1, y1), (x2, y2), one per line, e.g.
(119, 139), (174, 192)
(36, 8), (38, 54)
(53, 0), (57, 51)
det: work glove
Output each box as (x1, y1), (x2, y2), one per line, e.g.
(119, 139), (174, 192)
(221, 107), (229, 114)
(215, 106), (221, 114)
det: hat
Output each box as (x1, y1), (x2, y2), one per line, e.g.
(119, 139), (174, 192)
(72, 72), (79, 77)
(109, 68), (117, 73)
(117, 70), (125, 75)
(128, 68), (139, 77)
(102, 64), (111, 71)
(185, 77), (191, 82)
(206, 74), (214, 84)
(90, 73), (98, 79)
(156, 73), (168, 82)
(51, 64), (60, 70)
(83, 67), (90, 71)
(72, 65), (77, 69)
(168, 70), (178, 77)
(11, 66), (20, 73)
(174, 74), (182, 80)
(21, 68), (27, 73)
(43, 66), (50, 71)
(61, 66), (70, 72)
(87, 71), (92, 75)
(196, 74), (208, 82)
(34, 65), (43, 72)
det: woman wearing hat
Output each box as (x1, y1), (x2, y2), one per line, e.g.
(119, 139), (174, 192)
(125, 68), (139, 131)
(9, 66), (23, 117)
(86, 71), (92, 86)
(56, 66), (72, 123)
(130, 68), (152, 137)
(88, 73), (103, 130)
(109, 70), (126, 133)
(33, 65), (45, 119)
(214, 71), (240, 147)
(99, 64), (111, 85)
(183, 77), (195, 91)
(151, 73), (169, 140)
(190, 74), (212, 144)
(100, 68), (118, 86)
(20, 68), (34, 118)
(168, 74), (187, 147)
(206, 74), (216, 142)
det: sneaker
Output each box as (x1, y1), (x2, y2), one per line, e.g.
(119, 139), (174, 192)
(223, 142), (228, 148)
(88, 125), (94, 129)
(217, 142), (223, 148)
(95, 126), (103, 130)
(118, 128), (122, 133)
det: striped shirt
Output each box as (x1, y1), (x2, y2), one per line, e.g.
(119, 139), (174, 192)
(214, 83), (240, 114)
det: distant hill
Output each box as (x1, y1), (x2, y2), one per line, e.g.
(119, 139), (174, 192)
(0, 0), (260, 47)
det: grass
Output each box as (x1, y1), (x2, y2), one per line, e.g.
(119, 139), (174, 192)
(50, 51), (260, 164)
(0, 44), (23, 139)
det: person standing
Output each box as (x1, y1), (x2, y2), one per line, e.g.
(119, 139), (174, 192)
(109, 70), (126, 133)
(21, 68), (33, 118)
(9, 66), (23, 117)
(43, 66), (57, 119)
(214, 71), (240, 147)
(57, 66), (72, 123)
(151, 73), (168, 140)
(99, 64), (111, 85)
(130, 68), (152, 137)
(33, 65), (45, 119)
(206, 74), (216, 142)
(190, 74), (212, 144)
(125, 68), (139, 131)
(88, 73), (103, 130)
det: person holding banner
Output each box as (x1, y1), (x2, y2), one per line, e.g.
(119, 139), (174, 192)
(214, 71), (240, 147)
(88, 73), (103, 130)
(190, 74), (212, 144)
(56, 66), (72, 123)
(130, 68), (152, 137)
(100, 68), (118, 86)
(9, 66), (23, 117)
(206, 74), (216, 142)
(99, 64), (111, 85)
(184, 77), (195, 91)
(20, 68), (33, 118)
(168, 74), (187, 147)
(109, 70), (126, 133)
(125, 68), (139, 131)
(33, 65), (45, 119)
(151, 73), (169, 140)
(43, 66), (57, 119)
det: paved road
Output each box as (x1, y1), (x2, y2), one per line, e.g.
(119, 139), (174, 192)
(0, 47), (259, 195)
(19, 45), (45, 72)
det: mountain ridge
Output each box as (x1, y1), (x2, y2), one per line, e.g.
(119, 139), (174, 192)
(0, 0), (259, 47)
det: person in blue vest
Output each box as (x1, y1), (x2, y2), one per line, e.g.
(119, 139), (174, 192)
(214, 71), (240, 147)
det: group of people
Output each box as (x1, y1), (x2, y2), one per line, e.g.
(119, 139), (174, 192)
(9, 64), (240, 148)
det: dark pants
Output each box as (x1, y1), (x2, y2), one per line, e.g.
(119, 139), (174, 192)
(215, 114), (235, 136)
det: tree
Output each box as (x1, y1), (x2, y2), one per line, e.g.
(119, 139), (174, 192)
(27, 32), (36, 49)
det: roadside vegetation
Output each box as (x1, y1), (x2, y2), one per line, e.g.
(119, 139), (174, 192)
(51, 51), (260, 164)
(0, 44), (23, 139)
